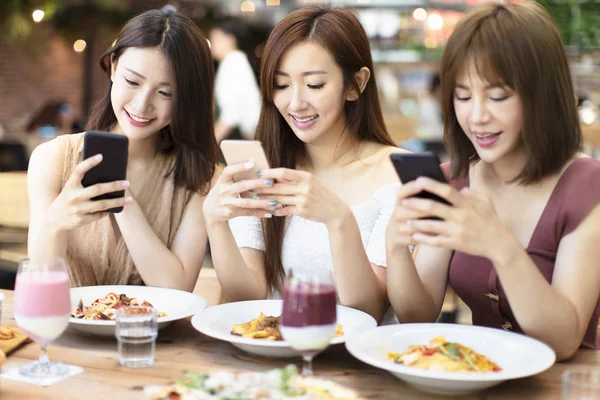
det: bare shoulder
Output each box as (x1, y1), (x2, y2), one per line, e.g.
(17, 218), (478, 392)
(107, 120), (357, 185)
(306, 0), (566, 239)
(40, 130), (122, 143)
(28, 138), (63, 179)
(368, 144), (408, 185)
(28, 137), (65, 196)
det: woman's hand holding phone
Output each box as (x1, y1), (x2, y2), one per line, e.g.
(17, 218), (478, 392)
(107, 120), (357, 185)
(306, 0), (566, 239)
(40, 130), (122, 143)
(252, 168), (351, 228)
(45, 154), (132, 233)
(391, 177), (512, 259)
(203, 162), (281, 223)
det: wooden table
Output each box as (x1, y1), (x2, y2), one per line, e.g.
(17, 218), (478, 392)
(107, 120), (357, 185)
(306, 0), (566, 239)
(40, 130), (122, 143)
(1, 290), (598, 400)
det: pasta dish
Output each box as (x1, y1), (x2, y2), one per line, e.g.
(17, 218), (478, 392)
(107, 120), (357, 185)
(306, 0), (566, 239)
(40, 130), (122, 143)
(71, 292), (167, 320)
(388, 336), (502, 373)
(231, 313), (344, 340)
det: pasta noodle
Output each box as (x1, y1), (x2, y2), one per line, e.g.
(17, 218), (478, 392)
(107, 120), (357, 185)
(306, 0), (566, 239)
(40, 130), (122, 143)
(388, 336), (502, 373)
(71, 292), (167, 320)
(231, 313), (344, 340)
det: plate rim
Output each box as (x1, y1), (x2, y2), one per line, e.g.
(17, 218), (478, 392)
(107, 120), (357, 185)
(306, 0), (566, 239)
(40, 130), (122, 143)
(191, 299), (377, 348)
(345, 323), (556, 382)
(69, 284), (207, 326)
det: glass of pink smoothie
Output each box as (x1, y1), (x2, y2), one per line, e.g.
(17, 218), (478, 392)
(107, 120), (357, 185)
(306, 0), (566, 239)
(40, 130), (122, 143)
(280, 271), (337, 376)
(14, 258), (71, 380)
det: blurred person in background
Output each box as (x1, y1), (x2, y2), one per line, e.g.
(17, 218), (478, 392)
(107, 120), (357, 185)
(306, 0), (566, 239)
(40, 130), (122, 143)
(417, 72), (444, 142)
(403, 72), (446, 158)
(210, 19), (261, 143)
(386, 1), (600, 360)
(203, 7), (408, 324)
(26, 8), (218, 290)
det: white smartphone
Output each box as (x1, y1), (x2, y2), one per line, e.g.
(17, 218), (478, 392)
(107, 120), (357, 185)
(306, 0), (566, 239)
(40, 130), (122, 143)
(220, 140), (271, 198)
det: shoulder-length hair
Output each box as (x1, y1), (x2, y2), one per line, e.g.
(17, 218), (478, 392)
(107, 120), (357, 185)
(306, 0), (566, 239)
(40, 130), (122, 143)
(440, 1), (582, 184)
(256, 6), (395, 293)
(87, 8), (217, 193)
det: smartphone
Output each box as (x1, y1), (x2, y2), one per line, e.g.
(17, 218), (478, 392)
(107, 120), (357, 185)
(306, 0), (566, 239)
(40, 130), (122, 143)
(220, 140), (270, 198)
(390, 152), (451, 219)
(82, 131), (129, 213)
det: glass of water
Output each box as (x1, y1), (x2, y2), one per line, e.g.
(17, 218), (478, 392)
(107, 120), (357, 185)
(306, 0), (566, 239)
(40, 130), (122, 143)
(563, 368), (600, 399)
(115, 306), (157, 368)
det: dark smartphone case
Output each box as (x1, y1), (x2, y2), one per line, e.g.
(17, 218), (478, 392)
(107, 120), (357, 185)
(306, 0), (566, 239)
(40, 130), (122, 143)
(81, 131), (129, 213)
(390, 152), (451, 220)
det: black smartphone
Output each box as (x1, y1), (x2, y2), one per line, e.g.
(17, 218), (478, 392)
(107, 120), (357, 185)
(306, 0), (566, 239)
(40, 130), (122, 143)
(82, 131), (129, 213)
(390, 152), (451, 220)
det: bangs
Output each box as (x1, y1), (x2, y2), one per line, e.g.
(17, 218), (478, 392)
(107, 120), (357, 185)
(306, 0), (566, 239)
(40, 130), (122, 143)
(445, 9), (519, 91)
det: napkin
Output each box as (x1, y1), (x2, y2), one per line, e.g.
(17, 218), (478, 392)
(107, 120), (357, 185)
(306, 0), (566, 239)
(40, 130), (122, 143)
(1, 363), (83, 386)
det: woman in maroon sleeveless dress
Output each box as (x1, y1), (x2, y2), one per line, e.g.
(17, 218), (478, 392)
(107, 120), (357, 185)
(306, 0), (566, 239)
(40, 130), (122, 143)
(386, 1), (600, 361)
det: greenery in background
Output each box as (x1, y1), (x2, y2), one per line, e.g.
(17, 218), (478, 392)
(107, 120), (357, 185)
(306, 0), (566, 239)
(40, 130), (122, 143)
(0, 0), (161, 44)
(537, 0), (600, 51)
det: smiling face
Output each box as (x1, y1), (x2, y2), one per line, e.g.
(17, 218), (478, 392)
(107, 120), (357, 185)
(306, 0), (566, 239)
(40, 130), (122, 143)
(110, 47), (175, 141)
(453, 60), (524, 165)
(272, 41), (353, 146)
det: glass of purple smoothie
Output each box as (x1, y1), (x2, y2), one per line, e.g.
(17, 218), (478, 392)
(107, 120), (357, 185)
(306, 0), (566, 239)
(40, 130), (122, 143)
(14, 258), (71, 381)
(280, 272), (337, 376)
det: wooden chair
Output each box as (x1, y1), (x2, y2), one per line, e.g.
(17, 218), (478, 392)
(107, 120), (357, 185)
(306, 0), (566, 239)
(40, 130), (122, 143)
(0, 172), (29, 272)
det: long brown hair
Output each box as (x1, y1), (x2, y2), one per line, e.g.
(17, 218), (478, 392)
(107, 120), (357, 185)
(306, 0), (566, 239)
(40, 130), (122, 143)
(87, 9), (217, 193)
(256, 6), (395, 292)
(440, 1), (581, 184)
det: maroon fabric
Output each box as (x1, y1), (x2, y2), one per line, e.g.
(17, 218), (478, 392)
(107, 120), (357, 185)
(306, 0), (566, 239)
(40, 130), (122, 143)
(441, 159), (600, 349)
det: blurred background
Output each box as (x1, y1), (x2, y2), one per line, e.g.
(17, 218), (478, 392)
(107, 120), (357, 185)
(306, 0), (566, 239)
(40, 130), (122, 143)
(0, 0), (599, 296)
(0, 0), (599, 159)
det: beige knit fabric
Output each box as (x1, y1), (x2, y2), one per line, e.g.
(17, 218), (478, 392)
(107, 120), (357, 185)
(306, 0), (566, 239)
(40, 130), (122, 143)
(58, 133), (191, 287)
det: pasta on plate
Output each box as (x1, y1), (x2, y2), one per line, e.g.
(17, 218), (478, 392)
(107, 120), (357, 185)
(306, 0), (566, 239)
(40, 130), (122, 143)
(231, 313), (344, 340)
(71, 292), (167, 321)
(388, 336), (502, 373)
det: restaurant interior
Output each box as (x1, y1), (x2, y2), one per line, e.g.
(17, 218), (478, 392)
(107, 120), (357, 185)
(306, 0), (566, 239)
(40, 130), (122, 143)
(0, 0), (599, 398)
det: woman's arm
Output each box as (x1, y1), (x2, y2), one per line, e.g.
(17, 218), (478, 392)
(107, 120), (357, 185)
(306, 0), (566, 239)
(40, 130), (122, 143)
(326, 208), (389, 322)
(205, 221), (268, 301)
(27, 140), (67, 262)
(255, 168), (390, 322)
(489, 205), (600, 360)
(404, 177), (600, 360)
(114, 190), (207, 292)
(28, 140), (130, 264)
(202, 162), (281, 301)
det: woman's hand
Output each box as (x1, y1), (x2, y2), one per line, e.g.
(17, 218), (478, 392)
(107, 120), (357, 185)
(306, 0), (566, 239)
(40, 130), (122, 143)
(45, 154), (132, 233)
(386, 180), (430, 251)
(202, 162), (281, 223)
(397, 177), (514, 259)
(253, 168), (350, 228)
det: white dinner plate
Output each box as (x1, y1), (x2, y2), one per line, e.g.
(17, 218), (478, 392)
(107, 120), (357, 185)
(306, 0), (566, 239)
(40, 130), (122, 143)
(345, 323), (555, 396)
(69, 285), (207, 337)
(191, 299), (377, 358)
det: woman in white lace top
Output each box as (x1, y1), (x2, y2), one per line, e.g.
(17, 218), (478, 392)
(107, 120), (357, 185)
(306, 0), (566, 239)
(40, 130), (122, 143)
(202, 7), (408, 323)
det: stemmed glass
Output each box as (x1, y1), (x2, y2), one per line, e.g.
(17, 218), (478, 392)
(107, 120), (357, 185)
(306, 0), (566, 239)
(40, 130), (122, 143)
(280, 271), (337, 376)
(13, 258), (71, 380)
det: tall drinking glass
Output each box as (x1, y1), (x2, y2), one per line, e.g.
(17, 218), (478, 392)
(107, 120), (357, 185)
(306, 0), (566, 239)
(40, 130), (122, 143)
(13, 258), (70, 380)
(280, 272), (337, 376)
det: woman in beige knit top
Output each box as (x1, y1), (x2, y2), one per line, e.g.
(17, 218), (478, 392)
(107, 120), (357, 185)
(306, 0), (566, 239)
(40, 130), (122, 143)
(26, 9), (218, 290)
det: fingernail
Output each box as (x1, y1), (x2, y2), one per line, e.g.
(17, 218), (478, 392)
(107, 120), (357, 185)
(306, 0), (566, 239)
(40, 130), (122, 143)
(243, 161), (254, 169)
(252, 195), (260, 200)
(270, 210), (277, 216)
(122, 181), (130, 188)
(256, 170), (263, 177)
(264, 179), (273, 186)
(125, 196), (133, 203)
(95, 154), (103, 160)
(416, 177), (427, 185)
(269, 200), (278, 207)
(264, 213), (272, 218)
